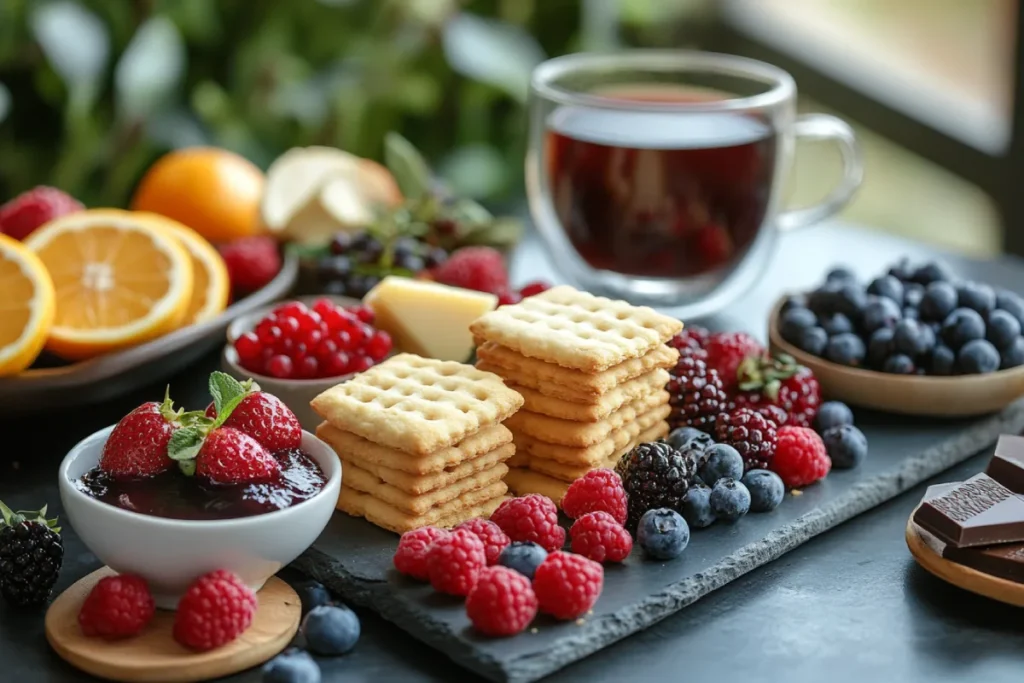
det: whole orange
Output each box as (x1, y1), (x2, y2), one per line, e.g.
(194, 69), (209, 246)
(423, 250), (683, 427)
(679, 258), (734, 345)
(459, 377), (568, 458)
(131, 147), (265, 243)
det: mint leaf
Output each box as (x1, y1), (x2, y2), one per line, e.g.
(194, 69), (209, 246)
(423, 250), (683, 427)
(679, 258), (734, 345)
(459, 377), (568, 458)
(167, 428), (204, 462)
(178, 459), (196, 477)
(209, 371), (246, 417)
(385, 132), (432, 201)
(178, 411), (213, 430)
(213, 393), (248, 429)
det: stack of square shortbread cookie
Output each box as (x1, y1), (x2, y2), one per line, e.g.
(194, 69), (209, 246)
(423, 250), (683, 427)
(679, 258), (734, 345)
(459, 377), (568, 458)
(469, 286), (682, 505)
(311, 353), (524, 533)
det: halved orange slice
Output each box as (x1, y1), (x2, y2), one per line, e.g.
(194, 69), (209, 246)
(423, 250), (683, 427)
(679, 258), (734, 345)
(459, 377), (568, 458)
(25, 209), (194, 360)
(0, 234), (55, 375)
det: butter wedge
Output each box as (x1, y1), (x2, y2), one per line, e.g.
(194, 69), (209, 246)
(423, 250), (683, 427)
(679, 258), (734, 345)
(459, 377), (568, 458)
(365, 277), (497, 362)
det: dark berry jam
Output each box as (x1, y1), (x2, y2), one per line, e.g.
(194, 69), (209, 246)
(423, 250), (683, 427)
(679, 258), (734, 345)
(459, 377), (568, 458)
(75, 448), (327, 521)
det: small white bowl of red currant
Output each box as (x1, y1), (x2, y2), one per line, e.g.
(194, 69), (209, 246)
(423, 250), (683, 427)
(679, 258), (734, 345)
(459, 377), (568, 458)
(223, 296), (394, 430)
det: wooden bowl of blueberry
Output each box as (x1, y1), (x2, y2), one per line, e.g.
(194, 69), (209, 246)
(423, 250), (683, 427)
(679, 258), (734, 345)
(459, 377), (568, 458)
(768, 259), (1024, 417)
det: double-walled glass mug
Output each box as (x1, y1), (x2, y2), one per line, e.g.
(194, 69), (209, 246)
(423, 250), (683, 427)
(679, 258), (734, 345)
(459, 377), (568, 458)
(526, 50), (862, 315)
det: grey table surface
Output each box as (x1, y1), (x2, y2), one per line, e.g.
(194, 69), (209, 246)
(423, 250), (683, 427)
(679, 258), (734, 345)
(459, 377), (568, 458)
(3, 221), (1024, 682)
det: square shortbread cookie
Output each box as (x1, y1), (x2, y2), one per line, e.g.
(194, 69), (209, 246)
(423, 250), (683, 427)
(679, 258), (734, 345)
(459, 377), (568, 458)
(503, 393), (670, 448)
(508, 369), (669, 422)
(509, 409), (669, 466)
(337, 483), (508, 534)
(510, 421), (668, 482)
(342, 459), (509, 515)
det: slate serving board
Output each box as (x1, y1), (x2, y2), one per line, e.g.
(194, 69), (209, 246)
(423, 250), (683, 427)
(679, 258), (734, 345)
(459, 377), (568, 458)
(296, 401), (1024, 683)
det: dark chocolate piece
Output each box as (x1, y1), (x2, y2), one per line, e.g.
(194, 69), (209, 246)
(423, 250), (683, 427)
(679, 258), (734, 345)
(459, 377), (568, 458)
(912, 473), (1024, 548)
(986, 434), (1024, 493)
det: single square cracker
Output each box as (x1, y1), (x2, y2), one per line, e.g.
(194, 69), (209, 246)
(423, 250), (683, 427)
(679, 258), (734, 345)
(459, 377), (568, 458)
(476, 343), (677, 401)
(510, 408), (669, 466)
(342, 459), (509, 515)
(311, 354), (523, 456)
(509, 369), (669, 422)
(511, 421), (668, 482)
(504, 468), (572, 506)
(335, 442), (513, 495)
(503, 393), (670, 447)
(337, 483), (508, 534)
(316, 422), (512, 476)
(469, 285), (682, 372)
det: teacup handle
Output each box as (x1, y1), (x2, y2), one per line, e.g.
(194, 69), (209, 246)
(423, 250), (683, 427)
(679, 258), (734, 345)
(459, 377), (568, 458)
(778, 113), (863, 232)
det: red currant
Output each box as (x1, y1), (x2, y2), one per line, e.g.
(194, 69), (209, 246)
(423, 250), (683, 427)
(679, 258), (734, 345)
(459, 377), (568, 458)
(274, 301), (307, 319)
(298, 355), (319, 379)
(348, 354), (373, 374)
(304, 328), (323, 347)
(519, 281), (550, 298)
(234, 332), (261, 363)
(324, 351), (351, 377)
(312, 298), (335, 317)
(348, 323), (368, 348)
(349, 305), (375, 324)
(298, 312), (323, 333)
(267, 355), (293, 379)
(280, 316), (301, 335)
(497, 290), (522, 306)
(257, 324), (282, 346)
(332, 329), (352, 350)
(315, 338), (338, 362)
(365, 330), (392, 361)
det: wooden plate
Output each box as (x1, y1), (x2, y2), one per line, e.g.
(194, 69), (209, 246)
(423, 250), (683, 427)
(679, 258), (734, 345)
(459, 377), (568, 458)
(46, 567), (301, 683)
(768, 297), (1024, 417)
(905, 519), (1024, 607)
(0, 251), (298, 415)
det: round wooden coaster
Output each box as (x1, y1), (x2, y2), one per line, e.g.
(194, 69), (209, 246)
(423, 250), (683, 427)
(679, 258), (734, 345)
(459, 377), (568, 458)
(45, 567), (301, 683)
(905, 519), (1024, 607)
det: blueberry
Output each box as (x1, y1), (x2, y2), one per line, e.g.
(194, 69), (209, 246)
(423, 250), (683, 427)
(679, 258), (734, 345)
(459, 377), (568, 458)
(814, 401), (854, 432)
(318, 255), (353, 280)
(825, 333), (866, 366)
(296, 581), (332, 616)
(867, 275), (904, 305)
(867, 327), (895, 368)
(698, 444), (744, 487)
(903, 307), (920, 321)
(920, 281), (957, 321)
(929, 344), (956, 375)
(709, 478), (751, 522)
(329, 233), (353, 255)
(987, 309), (1021, 350)
(957, 281), (996, 316)
(918, 324), (936, 355)
(996, 289), (1024, 327)
(826, 266), (857, 283)
(344, 273), (373, 298)
(780, 307), (818, 344)
(680, 485), (715, 529)
(497, 542), (547, 580)
(350, 232), (376, 250)
(424, 247), (448, 268)
(819, 312), (854, 336)
(262, 648), (321, 683)
(637, 508), (690, 560)
(887, 258), (915, 282)
(861, 298), (901, 333)
(1001, 337), (1024, 369)
(882, 353), (915, 374)
(833, 282), (868, 320)
(741, 470), (785, 513)
(941, 308), (986, 350)
(893, 319), (930, 356)
(903, 282), (925, 308)
(822, 425), (868, 469)
(807, 282), (842, 315)
(780, 294), (809, 315)
(666, 427), (714, 453)
(302, 605), (361, 656)
(957, 338), (1000, 374)
(911, 261), (952, 285)
(794, 326), (828, 356)
(393, 253), (425, 273)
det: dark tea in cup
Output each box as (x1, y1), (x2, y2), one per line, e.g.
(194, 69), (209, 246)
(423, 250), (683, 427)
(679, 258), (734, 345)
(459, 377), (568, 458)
(546, 85), (777, 278)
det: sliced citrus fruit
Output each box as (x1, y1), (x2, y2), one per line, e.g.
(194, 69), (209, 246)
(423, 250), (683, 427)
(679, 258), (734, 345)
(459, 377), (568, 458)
(135, 212), (230, 325)
(0, 233), (55, 375)
(24, 209), (194, 360)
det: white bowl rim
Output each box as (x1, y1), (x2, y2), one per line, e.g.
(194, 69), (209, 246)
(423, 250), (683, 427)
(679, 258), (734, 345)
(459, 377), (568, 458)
(58, 425), (341, 530)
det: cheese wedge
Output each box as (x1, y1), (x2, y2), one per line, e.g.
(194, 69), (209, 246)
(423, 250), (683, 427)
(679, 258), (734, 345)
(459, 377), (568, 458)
(365, 277), (497, 362)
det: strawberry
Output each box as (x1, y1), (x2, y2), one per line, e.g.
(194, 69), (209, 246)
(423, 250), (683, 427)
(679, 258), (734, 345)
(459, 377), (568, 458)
(218, 236), (281, 295)
(194, 427), (280, 485)
(735, 354), (821, 428)
(0, 186), (83, 241)
(204, 391), (301, 453)
(100, 394), (183, 479)
(431, 247), (509, 295)
(704, 332), (765, 393)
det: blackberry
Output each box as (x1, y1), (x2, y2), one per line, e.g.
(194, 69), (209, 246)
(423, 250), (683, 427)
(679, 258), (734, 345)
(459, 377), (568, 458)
(617, 441), (698, 532)
(667, 356), (727, 434)
(0, 502), (63, 607)
(714, 408), (779, 472)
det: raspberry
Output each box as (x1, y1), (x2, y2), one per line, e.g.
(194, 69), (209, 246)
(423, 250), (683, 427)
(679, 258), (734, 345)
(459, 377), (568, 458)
(733, 355), (821, 428)
(519, 280), (551, 298)
(218, 236), (282, 294)
(0, 186), (82, 241)
(570, 511), (633, 563)
(78, 574), (155, 640)
(561, 469), (628, 525)
(426, 529), (487, 596)
(432, 246), (509, 295)
(489, 495), (565, 552)
(465, 566), (538, 636)
(668, 355), (727, 434)
(173, 570), (258, 651)
(394, 527), (450, 580)
(715, 407), (779, 472)
(704, 332), (765, 392)
(772, 426), (832, 488)
(532, 551), (603, 620)
(455, 518), (510, 565)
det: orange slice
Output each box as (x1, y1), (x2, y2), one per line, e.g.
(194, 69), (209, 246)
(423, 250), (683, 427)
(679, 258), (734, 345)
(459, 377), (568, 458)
(136, 212), (230, 325)
(0, 234), (55, 375)
(25, 209), (194, 360)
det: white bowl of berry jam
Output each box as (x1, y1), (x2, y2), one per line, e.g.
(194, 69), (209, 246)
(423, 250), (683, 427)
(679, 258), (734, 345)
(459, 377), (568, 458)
(222, 296), (394, 431)
(58, 427), (341, 610)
